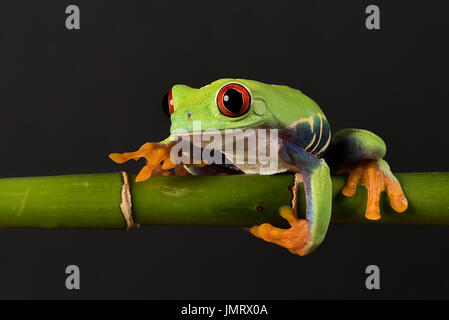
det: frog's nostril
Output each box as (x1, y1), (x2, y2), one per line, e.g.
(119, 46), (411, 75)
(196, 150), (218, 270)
(168, 89), (174, 115)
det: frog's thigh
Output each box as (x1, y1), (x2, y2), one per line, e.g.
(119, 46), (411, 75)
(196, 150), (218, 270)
(325, 128), (386, 169)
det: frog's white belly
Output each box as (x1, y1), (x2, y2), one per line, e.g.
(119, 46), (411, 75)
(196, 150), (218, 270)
(174, 129), (297, 175)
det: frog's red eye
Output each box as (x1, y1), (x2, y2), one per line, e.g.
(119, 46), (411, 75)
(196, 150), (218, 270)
(217, 84), (251, 117)
(168, 89), (174, 115)
(162, 89), (174, 117)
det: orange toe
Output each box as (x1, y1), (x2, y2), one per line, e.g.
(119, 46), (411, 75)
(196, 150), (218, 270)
(342, 166), (363, 197)
(135, 165), (153, 182)
(385, 177), (408, 213)
(109, 153), (128, 164)
(365, 205), (381, 220)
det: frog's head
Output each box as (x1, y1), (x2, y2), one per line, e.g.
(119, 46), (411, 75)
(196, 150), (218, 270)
(164, 78), (323, 136)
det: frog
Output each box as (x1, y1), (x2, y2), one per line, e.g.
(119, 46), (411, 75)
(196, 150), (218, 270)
(109, 79), (408, 256)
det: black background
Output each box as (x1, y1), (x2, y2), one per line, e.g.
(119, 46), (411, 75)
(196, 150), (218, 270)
(0, 0), (448, 299)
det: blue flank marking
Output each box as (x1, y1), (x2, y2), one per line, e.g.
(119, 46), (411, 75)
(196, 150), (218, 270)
(294, 114), (331, 157)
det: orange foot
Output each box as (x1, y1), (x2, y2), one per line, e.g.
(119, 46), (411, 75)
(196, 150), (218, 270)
(250, 206), (310, 256)
(109, 142), (176, 182)
(342, 160), (408, 220)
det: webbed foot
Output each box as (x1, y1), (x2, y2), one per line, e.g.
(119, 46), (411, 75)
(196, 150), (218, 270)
(250, 206), (310, 256)
(342, 159), (408, 220)
(109, 142), (176, 181)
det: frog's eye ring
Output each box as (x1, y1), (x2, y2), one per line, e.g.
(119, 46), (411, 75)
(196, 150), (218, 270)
(217, 84), (251, 117)
(162, 89), (174, 117)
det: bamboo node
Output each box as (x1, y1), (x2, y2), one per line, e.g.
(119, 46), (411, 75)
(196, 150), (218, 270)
(120, 171), (134, 230)
(291, 173), (302, 218)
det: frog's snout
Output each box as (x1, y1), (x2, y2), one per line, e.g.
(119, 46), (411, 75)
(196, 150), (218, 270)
(170, 85), (198, 114)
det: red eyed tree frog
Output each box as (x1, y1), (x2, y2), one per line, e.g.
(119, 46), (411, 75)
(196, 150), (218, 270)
(109, 79), (408, 256)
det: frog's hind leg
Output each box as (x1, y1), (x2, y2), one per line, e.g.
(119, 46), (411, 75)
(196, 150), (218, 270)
(250, 141), (332, 256)
(325, 128), (408, 220)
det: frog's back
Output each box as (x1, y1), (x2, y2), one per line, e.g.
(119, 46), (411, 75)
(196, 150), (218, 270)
(268, 83), (331, 157)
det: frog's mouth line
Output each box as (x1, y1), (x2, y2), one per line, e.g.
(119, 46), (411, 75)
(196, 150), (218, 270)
(170, 126), (269, 139)
(170, 129), (233, 141)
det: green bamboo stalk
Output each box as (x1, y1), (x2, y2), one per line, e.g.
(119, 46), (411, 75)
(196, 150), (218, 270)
(0, 174), (125, 229)
(0, 172), (447, 229)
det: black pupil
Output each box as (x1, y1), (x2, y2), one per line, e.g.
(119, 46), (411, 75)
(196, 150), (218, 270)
(223, 89), (243, 113)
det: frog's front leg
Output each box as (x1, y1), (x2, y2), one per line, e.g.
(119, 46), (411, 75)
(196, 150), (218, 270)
(109, 141), (177, 181)
(325, 128), (408, 220)
(250, 141), (332, 256)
